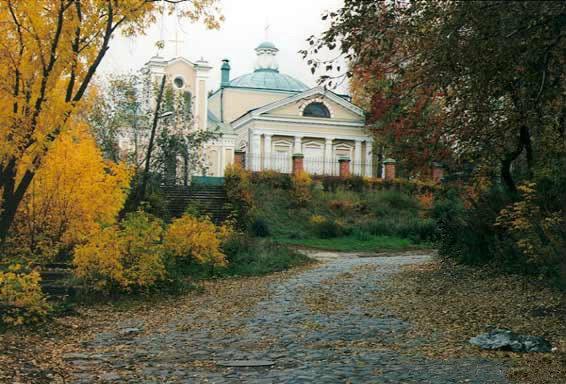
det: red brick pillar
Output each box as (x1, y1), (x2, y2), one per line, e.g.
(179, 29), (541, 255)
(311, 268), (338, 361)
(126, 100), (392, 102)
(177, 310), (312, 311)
(432, 162), (444, 184)
(234, 151), (246, 169)
(292, 153), (304, 175)
(383, 158), (397, 180)
(338, 157), (351, 177)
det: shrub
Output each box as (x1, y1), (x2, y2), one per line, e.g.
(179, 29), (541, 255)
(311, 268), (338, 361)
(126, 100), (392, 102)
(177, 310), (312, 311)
(250, 217), (271, 237)
(251, 171), (292, 190)
(164, 214), (227, 267)
(345, 176), (365, 193)
(327, 199), (355, 215)
(496, 183), (566, 281)
(435, 186), (512, 265)
(291, 170), (312, 207)
(225, 164), (254, 226)
(0, 264), (50, 326)
(366, 191), (420, 216)
(223, 237), (311, 276)
(313, 219), (345, 239)
(321, 176), (343, 192)
(73, 211), (166, 293)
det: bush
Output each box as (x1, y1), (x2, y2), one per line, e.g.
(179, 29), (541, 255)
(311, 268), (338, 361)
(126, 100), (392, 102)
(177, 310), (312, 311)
(222, 237), (311, 276)
(313, 219), (345, 239)
(225, 164), (254, 226)
(164, 214), (227, 267)
(291, 171), (312, 207)
(73, 211), (166, 293)
(366, 191), (420, 216)
(250, 217), (271, 237)
(0, 264), (50, 326)
(435, 186), (512, 265)
(251, 171), (292, 190)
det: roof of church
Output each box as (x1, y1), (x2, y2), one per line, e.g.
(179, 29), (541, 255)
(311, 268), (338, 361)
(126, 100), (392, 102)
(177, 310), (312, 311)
(228, 70), (309, 92)
(256, 41), (278, 50)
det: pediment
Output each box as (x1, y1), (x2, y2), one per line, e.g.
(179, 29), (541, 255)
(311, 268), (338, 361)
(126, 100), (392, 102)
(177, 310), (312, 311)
(255, 87), (365, 121)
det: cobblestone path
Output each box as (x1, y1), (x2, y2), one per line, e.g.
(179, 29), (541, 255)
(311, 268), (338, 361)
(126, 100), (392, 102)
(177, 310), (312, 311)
(65, 253), (508, 383)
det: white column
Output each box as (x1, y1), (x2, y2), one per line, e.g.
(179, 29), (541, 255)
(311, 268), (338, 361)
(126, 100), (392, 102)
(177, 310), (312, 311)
(264, 134), (272, 170)
(365, 141), (373, 177)
(354, 139), (363, 175)
(195, 61), (211, 131)
(324, 138), (333, 175)
(294, 136), (303, 154)
(251, 132), (261, 171)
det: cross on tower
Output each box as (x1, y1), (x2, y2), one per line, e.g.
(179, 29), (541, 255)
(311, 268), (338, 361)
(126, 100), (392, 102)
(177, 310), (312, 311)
(265, 19), (270, 41)
(168, 29), (184, 57)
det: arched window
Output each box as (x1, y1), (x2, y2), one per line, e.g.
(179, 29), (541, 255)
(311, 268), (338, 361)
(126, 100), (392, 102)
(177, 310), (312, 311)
(303, 102), (331, 118)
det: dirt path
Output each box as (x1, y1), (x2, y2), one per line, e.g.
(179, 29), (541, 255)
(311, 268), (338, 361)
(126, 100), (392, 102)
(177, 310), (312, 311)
(2, 252), (509, 383)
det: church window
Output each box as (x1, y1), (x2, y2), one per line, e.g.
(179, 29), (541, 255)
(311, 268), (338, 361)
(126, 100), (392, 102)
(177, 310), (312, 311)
(303, 102), (331, 118)
(173, 75), (185, 89)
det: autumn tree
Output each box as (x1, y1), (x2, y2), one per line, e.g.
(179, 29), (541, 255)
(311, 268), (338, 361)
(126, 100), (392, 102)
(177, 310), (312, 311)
(306, 1), (566, 186)
(7, 121), (131, 261)
(0, 0), (223, 244)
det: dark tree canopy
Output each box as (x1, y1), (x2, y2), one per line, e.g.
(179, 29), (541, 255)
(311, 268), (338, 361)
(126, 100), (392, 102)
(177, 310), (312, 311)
(305, 1), (566, 187)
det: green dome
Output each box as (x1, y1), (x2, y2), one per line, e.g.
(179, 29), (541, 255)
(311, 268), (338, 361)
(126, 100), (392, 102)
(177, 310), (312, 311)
(229, 70), (309, 92)
(256, 41), (278, 50)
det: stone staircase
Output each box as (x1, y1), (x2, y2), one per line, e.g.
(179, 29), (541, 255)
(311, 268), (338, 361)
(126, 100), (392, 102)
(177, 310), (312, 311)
(163, 185), (233, 223)
(37, 263), (76, 301)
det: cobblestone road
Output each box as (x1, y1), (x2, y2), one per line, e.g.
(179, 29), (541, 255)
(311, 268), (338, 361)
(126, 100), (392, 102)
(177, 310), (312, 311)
(65, 253), (508, 383)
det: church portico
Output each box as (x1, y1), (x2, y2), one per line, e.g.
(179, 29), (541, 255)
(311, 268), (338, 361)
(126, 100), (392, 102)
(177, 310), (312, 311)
(244, 127), (373, 176)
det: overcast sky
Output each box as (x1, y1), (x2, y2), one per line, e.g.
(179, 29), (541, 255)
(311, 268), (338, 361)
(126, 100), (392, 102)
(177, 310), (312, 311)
(99, 0), (345, 92)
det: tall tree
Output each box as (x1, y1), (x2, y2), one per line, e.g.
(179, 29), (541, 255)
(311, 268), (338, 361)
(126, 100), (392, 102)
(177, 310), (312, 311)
(306, 1), (566, 185)
(0, 0), (223, 243)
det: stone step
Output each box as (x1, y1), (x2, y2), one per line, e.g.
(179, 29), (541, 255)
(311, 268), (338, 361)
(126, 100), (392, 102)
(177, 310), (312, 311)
(40, 270), (73, 282)
(41, 284), (77, 299)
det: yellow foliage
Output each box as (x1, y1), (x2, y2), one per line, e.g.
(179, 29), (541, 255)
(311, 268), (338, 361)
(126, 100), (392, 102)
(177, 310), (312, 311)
(496, 182), (564, 267)
(292, 171), (312, 206)
(224, 164), (254, 223)
(164, 215), (227, 267)
(0, 264), (50, 325)
(9, 123), (131, 261)
(309, 215), (327, 225)
(73, 212), (166, 292)
(0, 0), (222, 243)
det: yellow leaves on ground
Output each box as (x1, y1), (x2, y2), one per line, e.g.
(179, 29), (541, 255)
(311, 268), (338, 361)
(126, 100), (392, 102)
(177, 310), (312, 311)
(377, 259), (566, 384)
(0, 264), (50, 325)
(10, 123), (131, 260)
(164, 215), (227, 267)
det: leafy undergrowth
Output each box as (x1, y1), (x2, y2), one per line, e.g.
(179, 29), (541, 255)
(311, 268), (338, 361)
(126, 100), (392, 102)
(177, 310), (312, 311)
(375, 260), (566, 384)
(276, 235), (424, 252)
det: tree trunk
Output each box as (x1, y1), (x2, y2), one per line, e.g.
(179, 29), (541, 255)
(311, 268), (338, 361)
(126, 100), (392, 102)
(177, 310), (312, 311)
(139, 75), (167, 201)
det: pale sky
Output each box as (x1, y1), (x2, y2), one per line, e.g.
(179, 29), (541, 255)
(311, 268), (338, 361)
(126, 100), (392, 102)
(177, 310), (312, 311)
(99, 0), (345, 92)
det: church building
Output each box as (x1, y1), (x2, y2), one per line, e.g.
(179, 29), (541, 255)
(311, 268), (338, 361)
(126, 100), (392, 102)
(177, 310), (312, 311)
(141, 40), (373, 179)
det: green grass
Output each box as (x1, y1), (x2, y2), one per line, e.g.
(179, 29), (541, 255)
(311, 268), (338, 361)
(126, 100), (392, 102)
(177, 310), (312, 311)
(276, 235), (428, 252)
(222, 239), (313, 276)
